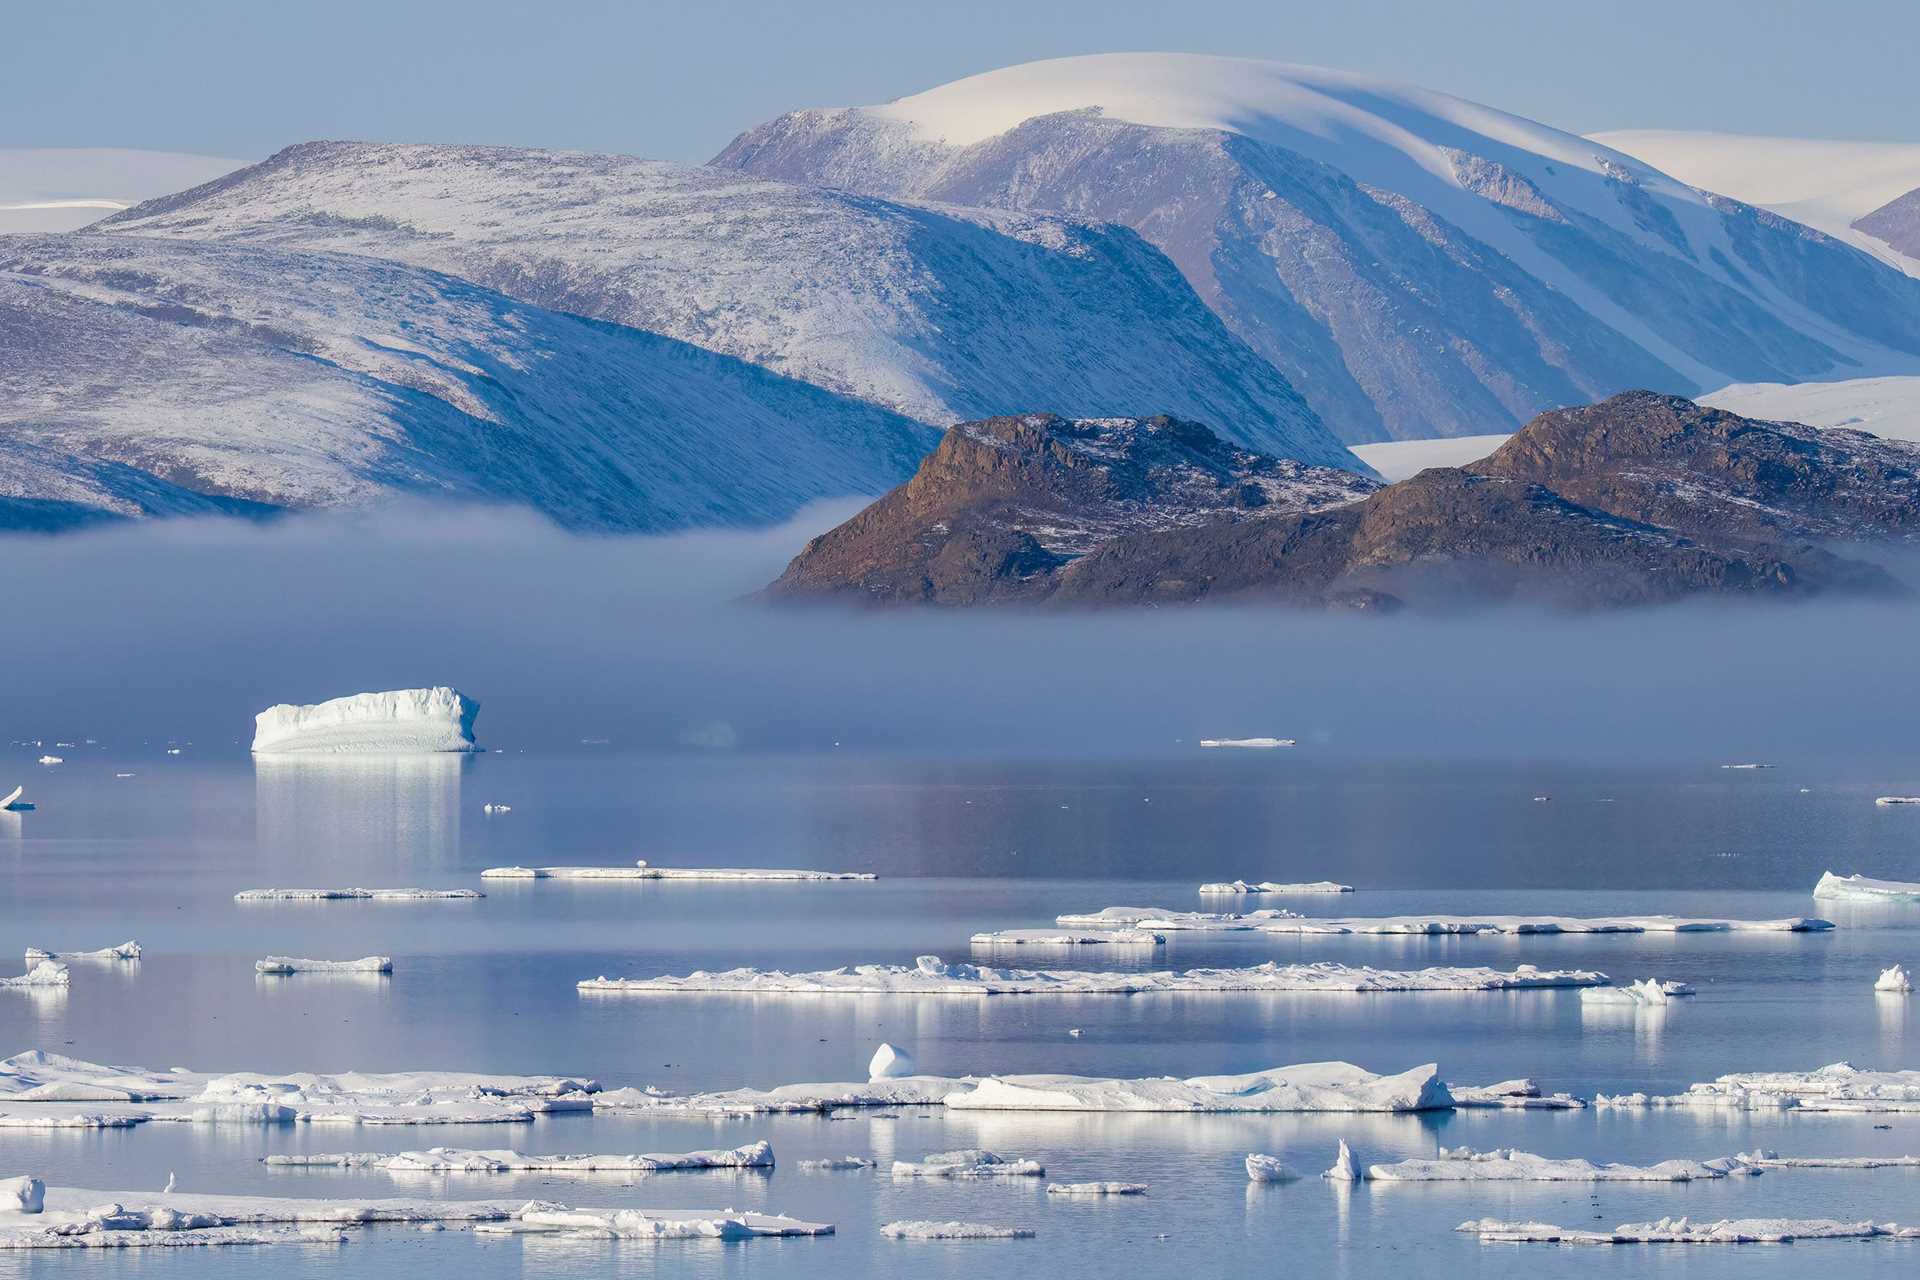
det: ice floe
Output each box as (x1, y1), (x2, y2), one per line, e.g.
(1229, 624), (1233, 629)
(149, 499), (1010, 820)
(36, 756), (61, 766)
(1720, 763), (1773, 770)
(234, 887), (482, 901)
(869, 1043), (916, 1079)
(1597, 1062), (1920, 1112)
(1055, 906), (1832, 934)
(24, 943), (139, 964)
(1447, 1079), (1588, 1110)
(578, 955), (1607, 997)
(1876, 965), (1913, 993)
(1046, 1181), (1146, 1195)
(970, 929), (1165, 947)
(255, 957), (392, 975)
(1815, 871), (1920, 902)
(1874, 796), (1920, 806)
(481, 861), (874, 881)
(1372, 1147), (1749, 1182)
(1200, 880), (1354, 895)
(1198, 738), (1292, 749)
(1458, 1216), (1920, 1244)
(880, 1220), (1034, 1239)
(262, 1141), (773, 1172)
(1245, 1154), (1299, 1182)
(1578, 978), (1695, 1006)
(487, 1207), (829, 1239)
(892, 1149), (1044, 1178)
(794, 1157), (876, 1171)
(1325, 1140), (1362, 1181)
(250, 687), (481, 755)
(1, 964), (68, 989)
(1734, 1149), (1920, 1169)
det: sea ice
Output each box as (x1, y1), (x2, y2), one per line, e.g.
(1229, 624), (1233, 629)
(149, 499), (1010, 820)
(1244, 1154), (1299, 1182)
(1198, 738), (1293, 749)
(1876, 965), (1913, 993)
(891, 1149), (1045, 1178)
(1720, 763), (1773, 770)
(1874, 796), (1920, 806)
(234, 888), (482, 901)
(36, 756), (60, 766)
(1046, 1181), (1146, 1195)
(24, 942), (139, 963)
(1458, 1216), (1920, 1244)
(255, 957), (393, 975)
(494, 1207), (829, 1239)
(1, 963), (68, 989)
(969, 929), (1165, 947)
(261, 1141), (773, 1172)
(868, 1043), (916, 1079)
(1815, 871), (1920, 902)
(250, 687), (481, 754)
(1200, 880), (1354, 895)
(880, 1220), (1034, 1239)
(944, 1062), (1447, 1113)
(1, 1177), (42, 1213)
(1325, 1140), (1363, 1181)
(1370, 1147), (1748, 1182)
(577, 955), (1606, 996)
(481, 861), (874, 881)
(1447, 1079), (1587, 1109)
(1733, 1149), (1920, 1169)
(1578, 978), (1695, 1006)
(795, 1157), (877, 1171)
(1596, 1062), (1920, 1112)
(1056, 907), (1831, 934)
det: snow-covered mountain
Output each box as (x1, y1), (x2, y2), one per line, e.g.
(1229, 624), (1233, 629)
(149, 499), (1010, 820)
(94, 141), (1354, 470)
(0, 234), (932, 530)
(716, 53), (1920, 443)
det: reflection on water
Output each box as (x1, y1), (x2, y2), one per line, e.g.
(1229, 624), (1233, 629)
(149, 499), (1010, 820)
(254, 754), (468, 871)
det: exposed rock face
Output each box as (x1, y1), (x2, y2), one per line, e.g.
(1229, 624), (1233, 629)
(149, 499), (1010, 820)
(764, 414), (1378, 604)
(1855, 185), (1920, 259)
(1472, 391), (1920, 544)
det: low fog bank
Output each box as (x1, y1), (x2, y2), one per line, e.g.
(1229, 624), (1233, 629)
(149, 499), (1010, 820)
(4, 502), (1919, 762)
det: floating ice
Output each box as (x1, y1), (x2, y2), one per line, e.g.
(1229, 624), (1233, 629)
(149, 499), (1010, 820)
(481, 862), (874, 881)
(493, 1207), (829, 1239)
(1056, 906), (1832, 934)
(262, 1141), (773, 1172)
(970, 929), (1165, 947)
(1734, 1148), (1920, 1169)
(892, 1149), (1044, 1178)
(868, 1043), (916, 1079)
(945, 1062), (1447, 1113)
(24, 942), (139, 964)
(880, 1220), (1034, 1239)
(255, 957), (393, 975)
(1720, 763), (1773, 770)
(1, 963), (68, 990)
(1046, 1181), (1146, 1195)
(1876, 965), (1914, 993)
(35, 756), (60, 766)
(1198, 738), (1293, 749)
(1, 1177), (42, 1214)
(795, 1157), (876, 1171)
(481, 803), (511, 815)
(1448, 1079), (1587, 1110)
(1458, 1216), (1920, 1244)
(1597, 1061), (1920, 1112)
(578, 956), (1606, 997)
(1325, 1140), (1363, 1181)
(235, 887), (482, 901)
(1371, 1147), (1749, 1182)
(1199, 880), (1354, 895)
(1874, 796), (1920, 806)
(250, 687), (481, 755)
(1245, 1154), (1299, 1182)
(1815, 871), (1920, 902)
(1578, 978), (1695, 1006)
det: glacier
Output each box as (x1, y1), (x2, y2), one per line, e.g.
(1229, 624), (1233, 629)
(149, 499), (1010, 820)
(250, 688), (480, 754)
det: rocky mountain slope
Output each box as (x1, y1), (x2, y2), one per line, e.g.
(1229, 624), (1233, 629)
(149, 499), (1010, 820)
(1857, 186), (1920, 261)
(717, 54), (1920, 443)
(766, 396), (1909, 610)
(92, 141), (1354, 470)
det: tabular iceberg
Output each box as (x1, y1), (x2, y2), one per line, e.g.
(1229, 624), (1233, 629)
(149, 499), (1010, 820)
(891, 1149), (1044, 1178)
(254, 956), (392, 975)
(1815, 870), (1920, 902)
(1579, 978), (1694, 1006)
(0, 964), (68, 990)
(1047, 1181), (1146, 1195)
(250, 688), (481, 754)
(481, 861), (873, 882)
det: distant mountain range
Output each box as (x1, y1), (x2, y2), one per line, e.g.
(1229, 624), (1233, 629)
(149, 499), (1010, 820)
(767, 393), (1917, 611)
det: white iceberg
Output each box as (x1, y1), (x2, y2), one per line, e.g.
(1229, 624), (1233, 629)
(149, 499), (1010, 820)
(250, 688), (481, 755)
(970, 929), (1165, 947)
(481, 861), (873, 881)
(1325, 1140), (1363, 1181)
(1877, 965), (1913, 993)
(891, 1149), (1044, 1178)
(1815, 871), (1920, 902)
(1458, 1216), (1920, 1244)
(577, 955), (1606, 997)
(1198, 737), (1294, 749)
(1200, 880), (1354, 895)
(481, 803), (511, 815)
(868, 1043), (916, 1079)
(1, 1176), (42, 1214)
(1448, 1079), (1587, 1109)
(24, 942), (139, 964)
(1, 963), (68, 990)
(234, 887), (481, 901)
(1046, 1181), (1146, 1195)
(880, 1220), (1033, 1239)
(255, 956), (393, 975)
(1597, 1061), (1920, 1113)
(1244, 1154), (1299, 1182)
(1056, 906), (1831, 934)
(1371, 1147), (1747, 1182)
(1874, 796), (1920, 806)
(262, 1141), (773, 1172)
(1579, 978), (1695, 1006)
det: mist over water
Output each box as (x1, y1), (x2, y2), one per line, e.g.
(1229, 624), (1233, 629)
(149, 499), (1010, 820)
(4, 501), (1919, 762)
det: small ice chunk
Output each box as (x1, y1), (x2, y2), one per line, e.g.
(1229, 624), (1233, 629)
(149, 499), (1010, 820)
(1, 962), (69, 989)
(36, 756), (61, 766)
(25, 942), (140, 963)
(892, 1149), (1044, 1178)
(1816, 871), (1920, 902)
(1579, 978), (1695, 1006)
(1875, 965), (1913, 993)
(1200, 880), (1355, 895)
(1047, 1181), (1146, 1195)
(880, 1220), (1034, 1239)
(255, 956), (393, 975)
(250, 687), (481, 755)
(235, 887), (482, 901)
(1325, 1140), (1363, 1181)
(795, 1156), (876, 1171)
(868, 1043), (916, 1079)
(2, 1175), (44, 1213)
(1720, 763), (1773, 770)
(482, 803), (512, 815)
(1874, 796), (1920, 806)
(1245, 1154), (1299, 1182)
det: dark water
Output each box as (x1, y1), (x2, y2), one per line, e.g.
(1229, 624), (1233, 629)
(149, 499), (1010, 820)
(5, 747), (1920, 1275)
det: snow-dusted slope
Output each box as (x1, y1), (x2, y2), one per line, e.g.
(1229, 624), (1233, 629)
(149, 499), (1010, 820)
(717, 53), (1920, 443)
(94, 142), (1354, 471)
(1591, 131), (1920, 274)
(1701, 376), (1920, 443)
(0, 233), (933, 529)
(0, 148), (242, 233)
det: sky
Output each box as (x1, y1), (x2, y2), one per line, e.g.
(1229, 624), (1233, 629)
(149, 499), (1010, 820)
(4, 0), (1918, 165)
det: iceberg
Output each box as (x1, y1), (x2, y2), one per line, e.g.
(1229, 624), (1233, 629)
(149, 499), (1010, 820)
(1200, 880), (1353, 895)
(868, 1043), (916, 1079)
(1814, 870), (1920, 901)
(880, 1221), (1034, 1239)
(36, 756), (61, 766)
(250, 688), (480, 755)
(576, 955), (1607, 997)
(234, 887), (481, 901)
(1578, 978), (1695, 1006)
(1, 963), (68, 989)
(1458, 1216), (1920, 1244)
(1873, 796), (1920, 806)
(1371, 1147), (1748, 1182)
(255, 956), (393, 975)
(1597, 1062), (1920, 1113)
(2, 1176), (42, 1214)
(1876, 965), (1913, 993)
(1199, 738), (1293, 749)
(1046, 1181), (1146, 1195)
(1448, 1079), (1587, 1110)
(24, 942), (139, 964)
(1055, 906), (1832, 934)
(1244, 1154), (1299, 1182)
(970, 929), (1165, 947)
(891, 1149), (1044, 1178)
(261, 1141), (773, 1172)
(481, 861), (874, 881)
(1325, 1140), (1362, 1181)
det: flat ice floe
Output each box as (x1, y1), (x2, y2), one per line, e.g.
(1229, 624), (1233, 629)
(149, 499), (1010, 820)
(1, 963), (68, 989)
(969, 929), (1165, 947)
(250, 687), (481, 754)
(255, 957), (392, 975)
(1046, 1181), (1146, 1195)
(1578, 978), (1695, 1006)
(24, 943), (139, 963)
(1874, 796), (1920, 806)
(892, 1149), (1044, 1178)
(1597, 1062), (1920, 1112)
(1055, 906), (1832, 934)
(1198, 737), (1293, 749)
(576, 955), (1607, 996)
(1814, 870), (1920, 902)
(1371, 1147), (1748, 1182)
(485, 1207), (829, 1239)
(1245, 1154), (1299, 1182)
(1458, 1216), (1920, 1244)
(234, 887), (482, 901)
(1200, 880), (1354, 894)
(262, 1141), (773, 1172)
(880, 1220), (1034, 1239)
(481, 860), (873, 881)
(795, 1157), (877, 1171)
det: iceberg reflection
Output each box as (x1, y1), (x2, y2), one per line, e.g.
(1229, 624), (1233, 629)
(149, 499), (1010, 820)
(254, 754), (468, 871)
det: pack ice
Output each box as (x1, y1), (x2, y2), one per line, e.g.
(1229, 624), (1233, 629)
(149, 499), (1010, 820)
(1814, 870), (1920, 902)
(250, 688), (480, 754)
(577, 955), (1607, 996)
(1459, 1216), (1920, 1244)
(1053, 906), (1832, 934)
(1598, 1062), (1920, 1112)
(481, 860), (873, 881)
(1200, 880), (1354, 895)
(262, 1140), (773, 1172)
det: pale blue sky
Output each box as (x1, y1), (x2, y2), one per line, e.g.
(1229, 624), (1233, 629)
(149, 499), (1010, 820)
(6, 0), (1916, 162)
